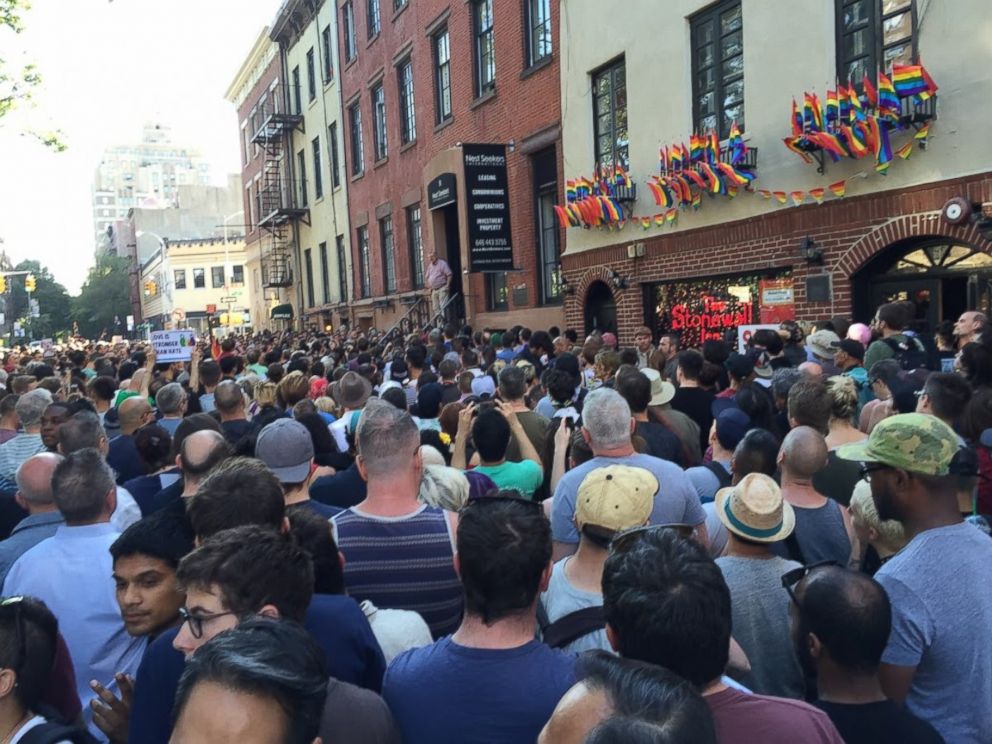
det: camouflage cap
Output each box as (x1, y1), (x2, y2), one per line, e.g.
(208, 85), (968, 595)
(836, 413), (959, 476)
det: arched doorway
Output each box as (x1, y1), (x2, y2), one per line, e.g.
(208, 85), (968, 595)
(584, 280), (617, 335)
(853, 238), (992, 328)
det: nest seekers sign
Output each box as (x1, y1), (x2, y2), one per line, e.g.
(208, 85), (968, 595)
(463, 143), (514, 273)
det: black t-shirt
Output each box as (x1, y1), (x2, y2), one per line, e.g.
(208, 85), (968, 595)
(310, 463), (367, 509)
(814, 700), (944, 744)
(220, 419), (252, 447)
(671, 387), (715, 454)
(635, 421), (684, 467)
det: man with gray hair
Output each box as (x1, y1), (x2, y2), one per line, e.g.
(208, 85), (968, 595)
(0, 388), (52, 479)
(332, 399), (462, 638)
(0, 452), (64, 583)
(154, 382), (186, 436)
(3, 448), (146, 738)
(214, 380), (251, 446)
(550, 388), (706, 560)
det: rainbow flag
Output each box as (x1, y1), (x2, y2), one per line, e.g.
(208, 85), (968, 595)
(654, 214), (665, 227)
(774, 191), (788, 204)
(803, 92), (823, 132)
(641, 216), (651, 230)
(877, 72), (901, 119)
(915, 121), (931, 141)
(565, 180), (576, 202)
(825, 90), (839, 126)
(659, 146), (669, 173)
(783, 136), (813, 164)
(685, 168), (708, 191)
(691, 192), (702, 210)
(699, 162), (722, 194)
(896, 141), (914, 159)
(828, 180), (846, 197)
(848, 85), (864, 120)
(757, 189), (773, 199)
(792, 99), (803, 136)
(838, 84), (852, 123)
(553, 204), (574, 228)
(790, 191), (806, 206)
(665, 208), (678, 224)
(708, 130), (720, 164)
(689, 134), (704, 163)
(809, 187), (825, 204)
(892, 64), (934, 99)
(717, 162), (749, 187)
(862, 74), (878, 108)
(727, 186), (738, 198)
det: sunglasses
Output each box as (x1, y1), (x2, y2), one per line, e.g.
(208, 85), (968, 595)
(609, 523), (695, 555)
(781, 560), (837, 610)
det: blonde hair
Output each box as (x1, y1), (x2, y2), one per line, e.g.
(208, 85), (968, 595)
(314, 396), (336, 414)
(254, 381), (278, 408)
(849, 480), (906, 551)
(419, 464), (469, 511)
(827, 375), (859, 422)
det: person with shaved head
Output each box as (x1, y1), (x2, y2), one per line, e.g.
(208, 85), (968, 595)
(772, 426), (853, 566)
(107, 396), (156, 485)
(213, 380), (251, 447)
(0, 452), (64, 583)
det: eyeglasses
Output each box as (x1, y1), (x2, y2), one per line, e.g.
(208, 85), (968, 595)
(0, 597), (26, 675)
(781, 561), (837, 610)
(609, 523), (695, 555)
(178, 606), (239, 640)
(859, 463), (892, 482)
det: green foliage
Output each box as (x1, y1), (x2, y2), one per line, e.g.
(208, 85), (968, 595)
(7, 259), (72, 339)
(70, 253), (132, 339)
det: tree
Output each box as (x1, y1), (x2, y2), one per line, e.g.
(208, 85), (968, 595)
(71, 253), (132, 339)
(7, 259), (71, 339)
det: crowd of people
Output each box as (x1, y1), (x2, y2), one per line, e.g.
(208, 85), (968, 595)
(0, 298), (987, 743)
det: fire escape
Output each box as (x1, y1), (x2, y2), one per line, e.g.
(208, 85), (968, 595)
(252, 83), (308, 290)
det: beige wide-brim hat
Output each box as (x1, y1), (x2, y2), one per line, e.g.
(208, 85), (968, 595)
(715, 473), (795, 543)
(641, 368), (675, 406)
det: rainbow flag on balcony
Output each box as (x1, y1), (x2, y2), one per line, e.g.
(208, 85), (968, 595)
(877, 72), (901, 120)
(728, 121), (746, 165)
(892, 63), (937, 100)
(862, 74), (878, 109)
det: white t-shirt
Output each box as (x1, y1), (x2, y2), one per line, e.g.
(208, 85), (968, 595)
(11, 716), (72, 744)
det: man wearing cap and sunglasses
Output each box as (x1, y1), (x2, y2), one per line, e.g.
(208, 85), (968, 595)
(836, 413), (992, 744)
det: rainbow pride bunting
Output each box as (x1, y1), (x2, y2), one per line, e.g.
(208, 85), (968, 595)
(828, 180), (846, 197)
(774, 191), (788, 204)
(896, 141), (914, 159)
(790, 191), (806, 206)
(808, 188), (825, 204)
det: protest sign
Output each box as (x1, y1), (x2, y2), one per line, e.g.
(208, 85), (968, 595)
(150, 329), (197, 362)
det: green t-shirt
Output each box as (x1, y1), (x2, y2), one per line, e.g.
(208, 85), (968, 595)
(473, 460), (543, 499)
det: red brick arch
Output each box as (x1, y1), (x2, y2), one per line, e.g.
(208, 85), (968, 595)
(576, 266), (625, 305)
(836, 212), (992, 277)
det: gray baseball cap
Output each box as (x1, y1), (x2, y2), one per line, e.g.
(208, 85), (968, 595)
(256, 418), (314, 484)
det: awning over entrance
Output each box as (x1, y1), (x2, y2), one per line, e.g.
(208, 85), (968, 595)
(270, 303), (294, 320)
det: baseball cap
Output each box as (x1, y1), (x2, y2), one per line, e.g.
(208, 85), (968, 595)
(390, 359), (409, 383)
(634, 326), (652, 337)
(256, 418), (314, 483)
(715, 408), (752, 451)
(836, 412), (960, 476)
(837, 339), (865, 361)
(808, 329), (841, 360)
(417, 382), (444, 419)
(471, 376), (496, 399)
(576, 465), (658, 535)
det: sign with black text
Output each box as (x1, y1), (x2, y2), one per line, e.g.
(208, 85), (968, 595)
(462, 144), (514, 272)
(428, 173), (457, 210)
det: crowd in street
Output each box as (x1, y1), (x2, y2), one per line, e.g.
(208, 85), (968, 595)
(0, 298), (988, 743)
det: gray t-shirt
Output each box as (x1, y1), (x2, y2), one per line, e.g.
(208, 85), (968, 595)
(874, 521), (992, 744)
(551, 454), (704, 544)
(540, 557), (609, 654)
(716, 555), (806, 700)
(686, 460), (731, 504)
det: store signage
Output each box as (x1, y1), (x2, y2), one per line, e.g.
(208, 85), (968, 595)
(428, 173), (457, 210)
(670, 295), (754, 338)
(463, 144), (514, 272)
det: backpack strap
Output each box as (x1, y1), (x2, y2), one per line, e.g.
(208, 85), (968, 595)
(541, 606), (606, 649)
(703, 461), (733, 489)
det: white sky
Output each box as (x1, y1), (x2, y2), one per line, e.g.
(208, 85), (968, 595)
(0, 0), (277, 294)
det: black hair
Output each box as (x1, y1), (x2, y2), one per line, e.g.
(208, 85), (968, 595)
(111, 510), (195, 569)
(457, 493), (551, 623)
(798, 566), (891, 673)
(171, 413), (223, 460)
(603, 530), (730, 686)
(750, 328), (784, 355)
(700, 339), (730, 366)
(177, 525), (312, 622)
(133, 423), (174, 471)
(616, 368), (652, 414)
(545, 369), (576, 407)
(529, 330), (554, 356)
(959, 342), (992, 389)
(381, 386), (408, 411)
(498, 366), (527, 401)
(187, 457), (285, 540)
(733, 384), (773, 431)
(406, 346), (426, 369)
(173, 617), (327, 744)
(732, 428), (781, 478)
(219, 355), (241, 376)
(294, 412), (339, 457)
(0, 596), (58, 711)
(676, 350), (704, 381)
(286, 504), (345, 595)
(88, 375), (118, 403)
(471, 409), (511, 462)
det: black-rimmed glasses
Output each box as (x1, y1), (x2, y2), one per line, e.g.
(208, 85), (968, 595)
(781, 561), (837, 609)
(859, 463), (892, 482)
(178, 606), (239, 640)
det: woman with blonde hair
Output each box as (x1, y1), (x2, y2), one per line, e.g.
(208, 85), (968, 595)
(825, 375), (867, 449)
(849, 480), (907, 574)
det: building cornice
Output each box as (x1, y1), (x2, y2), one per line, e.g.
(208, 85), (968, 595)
(224, 27), (277, 107)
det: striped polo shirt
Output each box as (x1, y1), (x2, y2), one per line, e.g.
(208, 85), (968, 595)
(332, 504), (463, 638)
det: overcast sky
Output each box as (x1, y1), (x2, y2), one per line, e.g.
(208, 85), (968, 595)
(0, 0), (277, 293)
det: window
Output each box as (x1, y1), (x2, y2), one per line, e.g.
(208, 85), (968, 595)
(297, 149), (308, 206)
(336, 235), (348, 301)
(526, 0), (552, 67)
(487, 273), (508, 311)
(394, 0), (407, 9)
(380, 215), (396, 293)
(321, 24), (333, 82)
(592, 58), (628, 170)
(343, 2), (357, 62)
(691, 0), (744, 138)
(407, 205), (424, 289)
(312, 136), (323, 199)
(328, 123), (341, 189)
(306, 48), (316, 102)
(232, 265), (244, 285)
(304, 248), (315, 308)
(398, 58), (416, 144)
(357, 226), (371, 297)
(319, 241), (330, 304)
(836, 0), (916, 85)
(241, 123), (250, 166)
(371, 83), (387, 161)
(534, 148), (561, 304)
(367, 0), (380, 39)
(473, 0), (496, 96)
(174, 269), (186, 290)
(211, 266), (225, 288)
(193, 268), (205, 289)
(245, 184), (254, 231)
(291, 66), (302, 114)
(433, 28), (452, 123)
(349, 102), (364, 175)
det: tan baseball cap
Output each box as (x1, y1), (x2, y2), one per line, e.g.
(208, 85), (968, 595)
(576, 465), (658, 534)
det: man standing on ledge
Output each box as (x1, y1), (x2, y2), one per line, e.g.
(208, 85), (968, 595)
(425, 251), (453, 323)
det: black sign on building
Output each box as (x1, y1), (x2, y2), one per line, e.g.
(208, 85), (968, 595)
(428, 173), (457, 210)
(462, 143), (514, 272)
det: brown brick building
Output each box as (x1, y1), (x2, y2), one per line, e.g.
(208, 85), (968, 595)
(338, 0), (565, 331)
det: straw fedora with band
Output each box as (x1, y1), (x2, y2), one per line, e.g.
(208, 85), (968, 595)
(715, 473), (795, 543)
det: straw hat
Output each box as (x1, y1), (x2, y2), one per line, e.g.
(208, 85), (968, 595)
(715, 473), (795, 543)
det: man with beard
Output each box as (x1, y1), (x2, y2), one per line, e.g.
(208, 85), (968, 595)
(838, 414), (992, 744)
(786, 564), (943, 743)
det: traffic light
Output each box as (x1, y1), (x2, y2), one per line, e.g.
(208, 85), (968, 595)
(0, 276), (6, 294)
(24, 274), (36, 292)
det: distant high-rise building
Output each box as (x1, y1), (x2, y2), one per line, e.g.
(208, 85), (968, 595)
(91, 123), (212, 250)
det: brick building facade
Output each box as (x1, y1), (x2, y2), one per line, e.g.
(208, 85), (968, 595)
(338, 0), (565, 331)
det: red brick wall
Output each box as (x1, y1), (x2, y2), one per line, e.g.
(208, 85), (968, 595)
(563, 172), (992, 346)
(338, 0), (563, 326)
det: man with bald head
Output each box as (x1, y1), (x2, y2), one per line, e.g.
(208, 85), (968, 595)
(0, 452), (63, 583)
(107, 397), (155, 485)
(771, 426), (852, 566)
(954, 310), (986, 347)
(178, 430), (231, 501)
